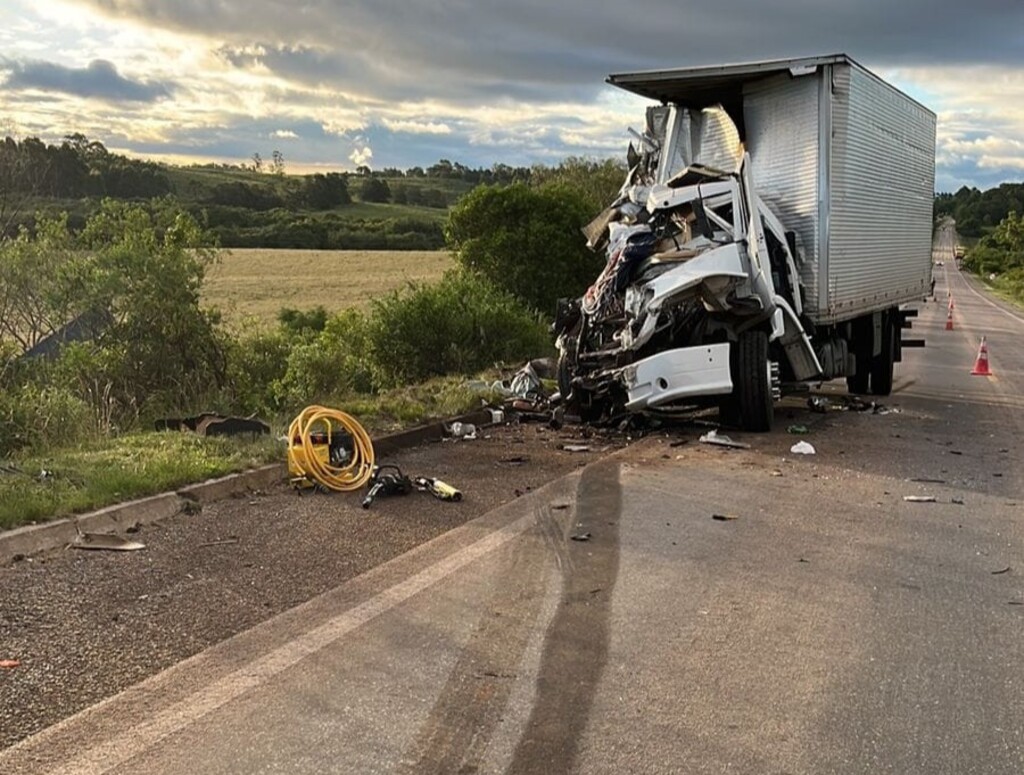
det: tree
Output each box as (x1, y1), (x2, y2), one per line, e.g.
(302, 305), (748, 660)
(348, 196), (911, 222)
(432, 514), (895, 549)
(299, 173), (351, 209)
(445, 182), (603, 315)
(359, 176), (391, 203)
(271, 149), (285, 176)
(251, 152), (263, 172)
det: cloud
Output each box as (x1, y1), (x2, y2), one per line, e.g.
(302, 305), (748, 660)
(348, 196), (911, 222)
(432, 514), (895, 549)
(380, 118), (451, 136)
(1, 57), (171, 102)
(349, 145), (373, 167)
(271, 129), (298, 139)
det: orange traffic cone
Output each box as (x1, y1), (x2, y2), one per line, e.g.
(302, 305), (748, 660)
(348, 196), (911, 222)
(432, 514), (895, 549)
(971, 336), (992, 376)
(945, 306), (954, 330)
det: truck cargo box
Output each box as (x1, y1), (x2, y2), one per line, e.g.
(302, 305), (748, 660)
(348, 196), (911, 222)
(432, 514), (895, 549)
(607, 54), (936, 325)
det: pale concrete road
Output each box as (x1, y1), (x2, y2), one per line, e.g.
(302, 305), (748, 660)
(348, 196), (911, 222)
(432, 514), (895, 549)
(3, 231), (1022, 774)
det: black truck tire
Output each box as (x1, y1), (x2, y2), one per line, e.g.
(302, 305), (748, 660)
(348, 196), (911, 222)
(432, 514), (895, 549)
(733, 329), (773, 432)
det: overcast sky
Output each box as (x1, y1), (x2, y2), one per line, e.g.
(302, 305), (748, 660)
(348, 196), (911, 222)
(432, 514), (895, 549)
(1, 0), (1021, 192)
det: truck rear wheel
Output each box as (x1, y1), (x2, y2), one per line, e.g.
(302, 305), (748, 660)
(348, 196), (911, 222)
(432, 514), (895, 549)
(869, 314), (895, 396)
(733, 330), (773, 432)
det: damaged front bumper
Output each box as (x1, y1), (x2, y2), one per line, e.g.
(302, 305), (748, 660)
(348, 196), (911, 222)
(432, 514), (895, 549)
(621, 343), (732, 411)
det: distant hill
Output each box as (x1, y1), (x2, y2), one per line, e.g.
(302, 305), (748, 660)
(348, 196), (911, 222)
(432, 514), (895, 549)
(0, 135), (532, 250)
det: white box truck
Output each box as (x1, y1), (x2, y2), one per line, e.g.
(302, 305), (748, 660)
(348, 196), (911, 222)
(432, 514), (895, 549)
(554, 54), (936, 430)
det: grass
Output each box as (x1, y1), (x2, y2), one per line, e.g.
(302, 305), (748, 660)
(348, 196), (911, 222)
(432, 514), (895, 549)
(203, 248), (455, 327)
(0, 376), (504, 531)
(0, 433), (280, 531)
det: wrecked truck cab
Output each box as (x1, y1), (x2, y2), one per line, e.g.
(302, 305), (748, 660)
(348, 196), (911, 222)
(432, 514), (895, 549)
(558, 54), (935, 431)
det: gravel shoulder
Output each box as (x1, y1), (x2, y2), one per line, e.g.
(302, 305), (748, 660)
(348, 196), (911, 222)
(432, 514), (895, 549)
(0, 421), (625, 750)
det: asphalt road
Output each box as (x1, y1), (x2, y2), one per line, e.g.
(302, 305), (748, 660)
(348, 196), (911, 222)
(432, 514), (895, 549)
(2, 229), (1022, 774)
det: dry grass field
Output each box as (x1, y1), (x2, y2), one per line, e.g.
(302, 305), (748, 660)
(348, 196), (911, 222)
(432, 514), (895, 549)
(202, 248), (454, 327)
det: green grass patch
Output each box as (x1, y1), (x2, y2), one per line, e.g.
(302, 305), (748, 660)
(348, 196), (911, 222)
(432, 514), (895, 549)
(0, 374), (510, 531)
(0, 433), (280, 531)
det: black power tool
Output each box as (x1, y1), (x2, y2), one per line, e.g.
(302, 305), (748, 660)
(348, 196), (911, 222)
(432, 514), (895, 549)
(361, 464), (413, 509)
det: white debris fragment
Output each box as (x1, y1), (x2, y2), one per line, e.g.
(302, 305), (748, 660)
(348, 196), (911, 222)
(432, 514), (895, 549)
(789, 441), (816, 455)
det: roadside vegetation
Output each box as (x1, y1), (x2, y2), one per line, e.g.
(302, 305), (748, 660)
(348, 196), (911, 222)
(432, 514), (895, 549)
(0, 154), (625, 528)
(961, 210), (1024, 306)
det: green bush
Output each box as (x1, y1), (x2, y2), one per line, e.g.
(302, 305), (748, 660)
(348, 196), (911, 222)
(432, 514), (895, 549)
(221, 328), (292, 416)
(0, 383), (93, 455)
(365, 269), (550, 387)
(275, 309), (375, 406)
(445, 182), (602, 315)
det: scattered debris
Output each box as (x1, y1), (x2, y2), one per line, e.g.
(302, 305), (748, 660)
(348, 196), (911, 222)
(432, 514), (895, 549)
(807, 396), (831, 413)
(712, 513), (739, 521)
(669, 439), (690, 448)
(72, 533), (146, 552)
(991, 566), (1011, 575)
(447, 422), (478, 440)
(787, 424), (810, 435)
(910, 478), (946, 483)
(561, 444), (592, 453)
(551, 502), (571, 510)
(570, 532), (592, 542)
(0, 659), (20, 669)
(497, 456), (529, 466)
(903, 495), (936, 503)
(951, 497), (965, 505)
(789, 441), (816, 455)
(699, 430), (750, 449)
(949, 450), (963, 456)
(199, 538), (240, 548)
(155, 413), (270, 438)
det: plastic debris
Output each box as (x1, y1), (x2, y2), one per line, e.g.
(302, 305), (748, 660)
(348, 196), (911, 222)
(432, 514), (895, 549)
(570, 532), (592, 542)
(0, 659), (20, 669)
(787, 424), (810, 435)
(789, 441), (816, 455)
(902, 495), (936, 503)
(699, 430), (750, 449)
(448, 422), (478, 440)
(72, 533), (146, 551)
(562, 444), (592, 453)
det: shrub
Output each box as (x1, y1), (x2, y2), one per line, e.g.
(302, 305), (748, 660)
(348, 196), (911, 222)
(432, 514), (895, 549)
(445, 182), (602, 315)
(275, 309), (376, 407)
(0, 383), (93, 455)
(364, 269), (550, 387)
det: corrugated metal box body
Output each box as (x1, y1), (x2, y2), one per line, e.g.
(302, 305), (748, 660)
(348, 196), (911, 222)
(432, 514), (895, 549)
(827, 64), (935, 323)
(742, 73), (823, 315)
(743, 63), (935, 324)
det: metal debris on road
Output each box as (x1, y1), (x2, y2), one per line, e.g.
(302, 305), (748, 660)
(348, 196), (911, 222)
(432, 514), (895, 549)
(199, 538), (241, 548)
(72, 533), (146, 552)
(712, 513), (739, 521)
(789, 441), (816, 455)
(699, 430), (750, 449)
(910, 478), (946, 483)
(991, 566), (1011, 575)
(951, 497), (965, 505)
(902, 495), (937, 503)
(447, 422), (478, 440)
(0, 659), (20, 669)
(570, 532), (592, 541)
(561, 444), (592, 453)
(497, 456), (529, 466)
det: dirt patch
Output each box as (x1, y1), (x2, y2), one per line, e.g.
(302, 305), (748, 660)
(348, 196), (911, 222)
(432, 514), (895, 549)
(0, 421), (627, 750)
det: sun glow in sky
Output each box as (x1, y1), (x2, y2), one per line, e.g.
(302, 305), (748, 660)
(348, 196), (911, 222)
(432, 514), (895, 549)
(1, 0), (1021, 191)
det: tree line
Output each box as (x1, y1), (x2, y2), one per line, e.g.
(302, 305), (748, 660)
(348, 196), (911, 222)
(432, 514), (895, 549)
(934, 183), (1024, 238)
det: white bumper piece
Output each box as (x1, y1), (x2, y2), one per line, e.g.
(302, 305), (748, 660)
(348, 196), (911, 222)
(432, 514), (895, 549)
(623, 343), (733, 411)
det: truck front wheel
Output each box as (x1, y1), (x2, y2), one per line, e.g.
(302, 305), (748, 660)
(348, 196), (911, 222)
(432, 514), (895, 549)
(732, 329), (774, 432)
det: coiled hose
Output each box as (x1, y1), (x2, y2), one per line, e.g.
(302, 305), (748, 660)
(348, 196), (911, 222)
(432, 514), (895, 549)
(287, 405), (375, 491)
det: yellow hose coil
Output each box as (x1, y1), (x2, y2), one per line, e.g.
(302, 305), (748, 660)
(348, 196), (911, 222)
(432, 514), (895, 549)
(287, 405), (375, 491)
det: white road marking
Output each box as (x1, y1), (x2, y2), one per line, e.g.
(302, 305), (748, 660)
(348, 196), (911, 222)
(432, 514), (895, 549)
(43, 516), (534, 775)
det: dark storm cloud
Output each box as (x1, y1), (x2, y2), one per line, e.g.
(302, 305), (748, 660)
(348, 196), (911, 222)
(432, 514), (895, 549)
(1, 58), (171, 102)
(82, 0), (1023, 102)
